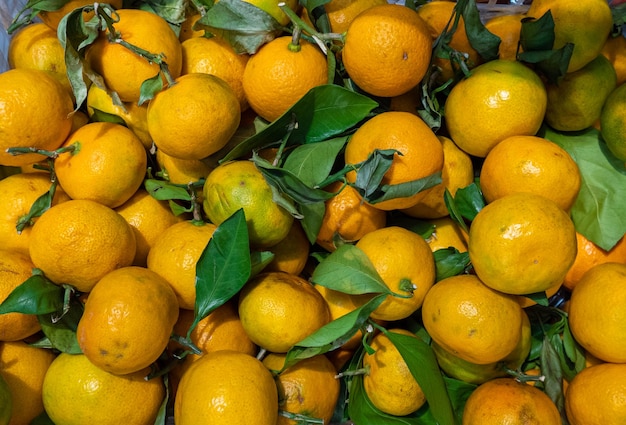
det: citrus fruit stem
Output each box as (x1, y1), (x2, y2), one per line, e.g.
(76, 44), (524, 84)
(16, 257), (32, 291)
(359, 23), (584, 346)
(169, 334), (203, 356)
(279, 410), (325, 424)
(505, 366), (546, 385)
(335, 366), (369, 379)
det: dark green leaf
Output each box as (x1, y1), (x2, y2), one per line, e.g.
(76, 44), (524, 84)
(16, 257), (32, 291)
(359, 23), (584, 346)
(38, 299), (83, 354)
(445, 182), (485, 223)
(518, 44), (574, 84)
(433, 248), (471, 281)
(145, 179), (193, 202)
(311, 244), (390, 295)
(250, 250), (275, 277)
(7, 0), (69, 34)
(282, 137), (348, 187)
(458, 0), (500, 62)
(444, 189), (469, 234)
(283, 294), (387, 369)
(367, 172), (442, 205)
(138, 73), (164, 106)
(191, 210), (251, 336)
(352, 149), (399, 199)
(137, 0), (187, 25)
(519, 12), (555, 52)
(89, 108), (128, 126)
(221, 85), (378, 162)
(299, 201), (326, 244)
(540, 126), (626, 250)
(15, 179), (56, 233)
(387, 330), (457, 425)
(0, 273), (64, 315)
(387, 214), (434, 239)
(543, 335), (566, 420)
(198, 0), (283, 54)
(154, 374), (170, 425)
(521, 291), (550, 307)
(29, 410), (56, 425)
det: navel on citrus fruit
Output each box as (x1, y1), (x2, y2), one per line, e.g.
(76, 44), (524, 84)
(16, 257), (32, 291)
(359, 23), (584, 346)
(242, 36), (327, 122)
(43, 353), (165, 425)
(86, 8), (183, 103)
(202, 160), (294, 248)
(77, 266), (179, 375)
(355, 226), (436, 321)
(148, 72), (240, 160)
(263, 353), (340, 425)
(344, 111), (444, 211)
(444, 59), (547, 158)
(238, 272), (331, 353)
(469, 192), (577, 295)
(565, 362), (626, 425)
(342, 3), (432, 97)
(0, 68), (74, 167)
(422, 274), (524, 365)
(174, 350), (279, 425)
(526, 0), (613, 73)
(568, 262), (626, 363)
(29, 199), (136, 292)
(479, 135), (581, 212)
(362, 329), (426, 416)
(147, 220), (217, 310)
(55, 122), (148, 208)
(462, 377), (561, 425)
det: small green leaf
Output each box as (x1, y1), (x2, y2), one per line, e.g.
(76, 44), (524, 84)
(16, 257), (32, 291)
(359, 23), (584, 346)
(190, 209), (251, 336)
(0, 273), (64, 315)
(250, 250), (275, 277)
(387, 214), (434, 240)
(299, 201), (326, 244)
(282, 137), (348, 187)
(542, 335), (566, 420)
(137, 0), (188, 26)
(283, 294), (387, 369)
(145, 179), (193, 202)
(15, 178), (56, 233)
(522, 291), (550, 307)
(221, 85), (378, 162)
(311, 244), (390, 295)
(519, 12), (555, 52)
(386, 330), (457, 425)
(352, 149), (397, 199)
(138, 73), (164, 106)
(433, 248), (471, 281)
(445, 182), (485, 223)
(366, 173), (442, 206)
(38, 299), (83, 354)
(458, 0), (500, 62)
(89, 108), (127, 126)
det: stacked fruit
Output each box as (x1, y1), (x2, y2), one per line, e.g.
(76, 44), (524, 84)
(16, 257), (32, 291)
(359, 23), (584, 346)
(1, 0), (626, 424)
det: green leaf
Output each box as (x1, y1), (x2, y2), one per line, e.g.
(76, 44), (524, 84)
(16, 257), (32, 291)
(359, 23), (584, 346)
(352, 149), (398, 199)
(540, 126), (626, 250)
(221, 85), (378, 162)
(0, 273), (64, 315)
(138, 73), (164, 106)
(444, 183), (485, 224)
(522, 291), (550, 307)
(89, 108), (128, 126)
(38, 298), (83, 354)
(542, 335), (566, 420)
(190, 209), (251, 336)
(519, 12), (555, 52)
(386, 330), (457, 425)
(7, 0), (69, 34)
(137, 0), (188, 25)
(282, 137), (348, 187)
(283, 294), (387, 368)
(367, 172), (442, 206)
(250, 250), (275, 277)
(311, 244), (390, 295)
(458, 0), (500, 62)
(433, 248), (471, 281)
(15, 179), (56, 233)
(197, 0), (283, 54)
(387, 214), (434, 240)
(145, 179), (193, 202)
(299, 201), (326, 244)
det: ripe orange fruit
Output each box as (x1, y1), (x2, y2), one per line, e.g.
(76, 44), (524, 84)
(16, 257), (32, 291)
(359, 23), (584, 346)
(0, 249), (41, 342)
(147, 220), (217, 310)
(202, 160), (294, 248)
(484, 13), (525, 61)
(601, 34), (626, 86)
(315, 181), (387, 252)
(155, 149), (213, 185)
(417, 1), (482, 82)
(424, 216), (468, 253)
(600, 81), (626, 161)
(115, 189), (182, 267)
(148, 72), (240, 160)
(422, 274), (524, 365)
(0, 68), (74, 167)
(469, 193), (577, 295)
(526, 0), (613, 73)
(568, 262), (626, 363)
(42, 353), (165, 425)
(181, 35), (250, 111)
(545, 54), (617, 132)
(342, 4), (432, 97)
(462, 377), (561, 424)
(362, 329), (426, 416)
(402, 135), (474, 219)
(55, 122), (148, 208)
(479, 135), (581, 212)
(0, 374), (10, 425)
(86, 8), (183, 103)
(238, 272), (331, 353)
(8, 22), (72, 96)
(174, 350), (279, 425)
(565, 362), (626, 425)
(262, 353), (340, 425)
(355, 226), (436, 321)
(85, 84), (153, 150)
(28, 199), (136, 292)
(263, 220), (310, 276)
(242, 36), (327, 122)
(344, 111), (444, 211)
(0, 172), (69, 256)
(0, 341), (56, 425)
(240, 0), (300, 26)
(444, 59), (547, 158)
(307, 0), (388, 34)
(38, 0), (123, 30)
(563, 232), (626, 291)
(77, 266), (179, 375)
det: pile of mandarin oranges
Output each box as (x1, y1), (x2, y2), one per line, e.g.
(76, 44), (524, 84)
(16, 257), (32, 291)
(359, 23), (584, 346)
(1, 0), (626, 423)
